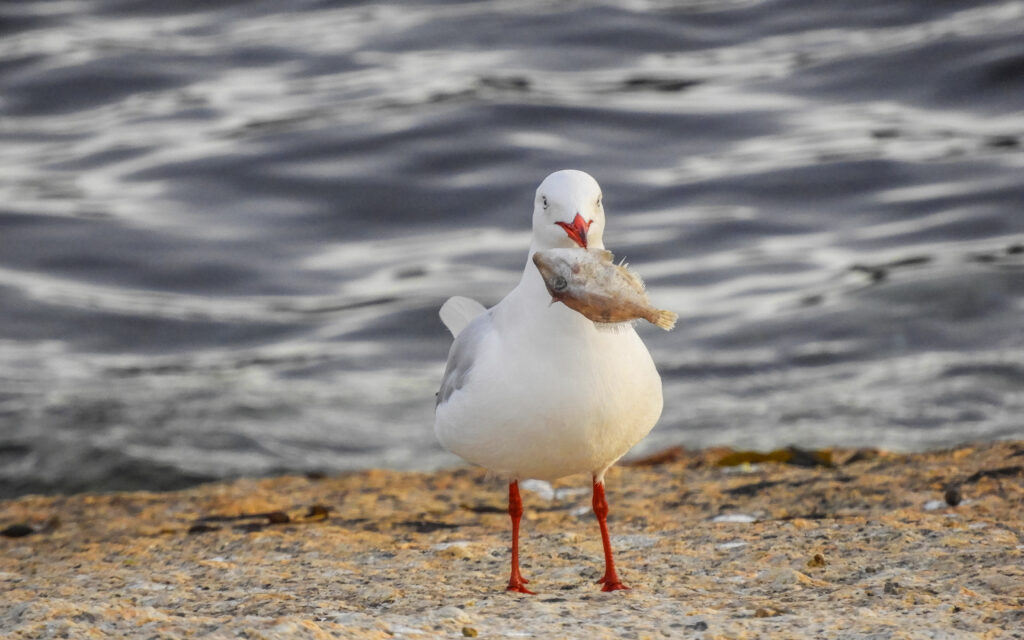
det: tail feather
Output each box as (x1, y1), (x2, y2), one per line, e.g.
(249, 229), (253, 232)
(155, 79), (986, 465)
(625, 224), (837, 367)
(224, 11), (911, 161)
(652, 309), (678, 331)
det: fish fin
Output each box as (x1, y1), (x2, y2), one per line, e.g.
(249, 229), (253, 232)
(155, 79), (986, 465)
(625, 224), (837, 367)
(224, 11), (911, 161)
(592, 320), (635, 333)
(652, 309), (678, 331)
(439, 296), (487, 338)
(619, 264), (647, 294)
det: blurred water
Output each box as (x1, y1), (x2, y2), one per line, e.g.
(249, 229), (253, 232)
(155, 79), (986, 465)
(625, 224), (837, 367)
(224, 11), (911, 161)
(1, 0), (1023, 498)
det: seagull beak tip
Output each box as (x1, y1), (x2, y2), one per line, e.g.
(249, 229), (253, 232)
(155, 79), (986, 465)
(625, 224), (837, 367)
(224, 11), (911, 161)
(555, 213), (592, 249)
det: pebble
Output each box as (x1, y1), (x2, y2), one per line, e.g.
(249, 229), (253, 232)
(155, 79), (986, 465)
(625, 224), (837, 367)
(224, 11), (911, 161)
(712, 513), (757, 523)
(520, 479), (556, 501)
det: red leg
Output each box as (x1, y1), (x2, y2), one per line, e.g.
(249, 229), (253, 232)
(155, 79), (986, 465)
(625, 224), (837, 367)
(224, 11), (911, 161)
(507, 480), (535, 594)
(592, 477), (630, 592)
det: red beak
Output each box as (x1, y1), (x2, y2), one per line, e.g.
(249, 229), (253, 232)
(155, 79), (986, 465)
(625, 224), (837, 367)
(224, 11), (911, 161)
(555, 213), (592, 248)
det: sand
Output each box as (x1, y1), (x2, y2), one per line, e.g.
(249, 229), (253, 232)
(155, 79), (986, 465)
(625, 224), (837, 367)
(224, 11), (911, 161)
(2, 441), (1022, 639)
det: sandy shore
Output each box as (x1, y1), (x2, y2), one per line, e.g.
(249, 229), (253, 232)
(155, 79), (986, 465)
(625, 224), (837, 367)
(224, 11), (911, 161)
(2, 441), (1022, 639)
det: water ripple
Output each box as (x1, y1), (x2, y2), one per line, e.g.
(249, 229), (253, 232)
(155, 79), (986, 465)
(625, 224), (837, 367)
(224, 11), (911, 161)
(1, 0), (1022, 496)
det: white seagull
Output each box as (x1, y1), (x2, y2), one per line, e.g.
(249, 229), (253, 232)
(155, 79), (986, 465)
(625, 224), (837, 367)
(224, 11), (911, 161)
(434, 169), (663, 593)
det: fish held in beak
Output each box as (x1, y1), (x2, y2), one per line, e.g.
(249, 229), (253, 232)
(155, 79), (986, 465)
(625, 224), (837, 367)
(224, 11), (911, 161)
(532, 248), (678, 331)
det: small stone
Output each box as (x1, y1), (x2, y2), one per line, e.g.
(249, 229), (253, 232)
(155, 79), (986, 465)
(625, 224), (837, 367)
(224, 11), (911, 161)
(711, 513), (757, 523)
(40, 516), (61, 532)
(462, 626), (478, 637)
(435, 606), (470, 623)
(435, 542), (473, 559)
(944, 486), (962, 506)
(520, 479), (555, 501)
(884, 580), (899, 595)
(363, 585), (398, 606)
(806, 553), (827, 568)
(306, 505), (330, 519)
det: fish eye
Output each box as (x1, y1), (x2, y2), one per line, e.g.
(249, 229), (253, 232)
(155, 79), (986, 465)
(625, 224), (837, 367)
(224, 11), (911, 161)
(552, 275), (567, 291)
(541, 196), (549, 210)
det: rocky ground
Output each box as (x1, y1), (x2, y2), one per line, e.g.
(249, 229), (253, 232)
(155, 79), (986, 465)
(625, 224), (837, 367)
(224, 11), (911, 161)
(1, 441), (1022, 639)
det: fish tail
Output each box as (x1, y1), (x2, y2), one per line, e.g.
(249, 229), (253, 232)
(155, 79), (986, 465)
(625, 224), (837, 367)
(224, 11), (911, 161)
(652, 309), (678, 331)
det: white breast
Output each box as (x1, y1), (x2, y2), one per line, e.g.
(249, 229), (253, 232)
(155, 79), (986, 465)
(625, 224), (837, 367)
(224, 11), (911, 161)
(434, 267), (663, 481)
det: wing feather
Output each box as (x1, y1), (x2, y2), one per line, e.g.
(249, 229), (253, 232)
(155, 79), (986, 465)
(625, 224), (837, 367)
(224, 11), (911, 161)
(436, 309), (492, 408)
(439, 296), (487, 338)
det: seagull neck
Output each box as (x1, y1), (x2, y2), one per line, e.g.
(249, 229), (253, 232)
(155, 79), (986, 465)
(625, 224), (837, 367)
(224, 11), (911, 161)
(504, 246), (592, 329)
(495, 247), (614, 346)
(516, 247), (553, 304)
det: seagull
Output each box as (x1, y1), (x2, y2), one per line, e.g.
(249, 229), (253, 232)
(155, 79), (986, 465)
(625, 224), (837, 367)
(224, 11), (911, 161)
(434, 169), (663, 593)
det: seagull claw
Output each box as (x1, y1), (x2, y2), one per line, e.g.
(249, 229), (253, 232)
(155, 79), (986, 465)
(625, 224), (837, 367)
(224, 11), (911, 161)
(507, 579), (536, 595)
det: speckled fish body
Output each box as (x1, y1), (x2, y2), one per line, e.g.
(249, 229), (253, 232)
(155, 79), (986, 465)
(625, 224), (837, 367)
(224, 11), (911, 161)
(532, 248), (677, 330)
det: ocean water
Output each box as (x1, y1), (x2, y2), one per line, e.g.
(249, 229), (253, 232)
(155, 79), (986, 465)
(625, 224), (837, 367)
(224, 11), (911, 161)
(1, 0), (1022, 498)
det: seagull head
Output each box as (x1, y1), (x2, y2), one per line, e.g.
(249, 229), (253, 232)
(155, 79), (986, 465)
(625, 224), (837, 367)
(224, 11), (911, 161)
(531, 170), (606, 251)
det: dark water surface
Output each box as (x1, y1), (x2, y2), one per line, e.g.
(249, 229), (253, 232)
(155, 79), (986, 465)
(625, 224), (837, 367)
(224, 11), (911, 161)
(2, 0), (1023, 498)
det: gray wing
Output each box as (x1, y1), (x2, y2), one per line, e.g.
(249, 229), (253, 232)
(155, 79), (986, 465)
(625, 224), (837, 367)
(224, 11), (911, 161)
(436, 309), (493, 408)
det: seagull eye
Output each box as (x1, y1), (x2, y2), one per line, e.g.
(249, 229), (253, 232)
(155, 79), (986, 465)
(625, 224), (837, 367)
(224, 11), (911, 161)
(596, 195), (602, 208)
(541, 196), (549, 210)
(552, 275), (568, 291)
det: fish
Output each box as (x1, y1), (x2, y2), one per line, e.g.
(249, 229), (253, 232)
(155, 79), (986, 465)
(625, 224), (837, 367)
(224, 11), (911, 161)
(532, 248), (678, 330)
